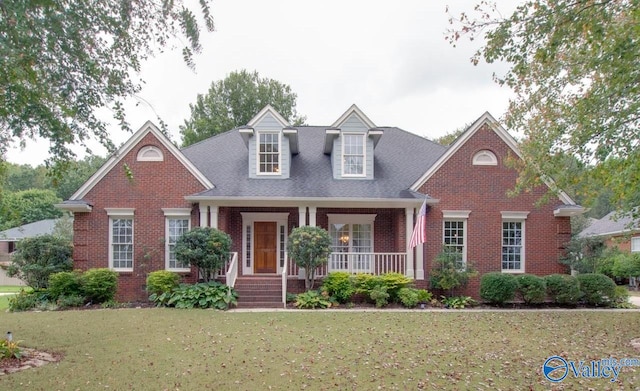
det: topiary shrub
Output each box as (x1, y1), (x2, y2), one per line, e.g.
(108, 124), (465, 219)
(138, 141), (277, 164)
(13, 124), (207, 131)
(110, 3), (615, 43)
(480, 272), (517, 305)
(287, 226), (332, 290)
(81, 268), (118, 304)
(48, 271), (83, 300)
(545, 274), (582, 306)
(576, 273), (617, 306)
(515, 274), (546, 305)
(321, 272), (355, 303)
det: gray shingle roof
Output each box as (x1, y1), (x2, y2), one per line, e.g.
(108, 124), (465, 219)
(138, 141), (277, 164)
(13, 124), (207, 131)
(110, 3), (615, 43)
(181, 126), (447, 199)
(0, 219), (58, 241)
(578, 211), (639, 238)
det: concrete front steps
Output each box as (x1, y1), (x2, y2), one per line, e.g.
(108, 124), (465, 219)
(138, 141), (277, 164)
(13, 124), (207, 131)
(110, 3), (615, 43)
(233, 276), (285, 309)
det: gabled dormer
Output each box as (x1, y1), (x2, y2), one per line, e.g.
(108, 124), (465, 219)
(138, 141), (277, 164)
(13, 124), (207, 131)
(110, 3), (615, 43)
(239, 105), (298, 179)
(324, 104), (382, 180)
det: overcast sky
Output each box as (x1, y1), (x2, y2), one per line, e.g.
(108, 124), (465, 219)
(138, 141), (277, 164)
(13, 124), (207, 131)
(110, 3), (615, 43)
(6, 0), (516, 166)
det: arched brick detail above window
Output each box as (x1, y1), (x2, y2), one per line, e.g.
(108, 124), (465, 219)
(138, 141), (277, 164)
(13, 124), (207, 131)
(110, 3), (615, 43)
(137, 145), (164, 161)
(472, 149), (497, 166)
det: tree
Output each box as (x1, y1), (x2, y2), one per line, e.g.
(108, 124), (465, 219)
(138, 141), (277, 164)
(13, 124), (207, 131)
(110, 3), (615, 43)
(174, 227), (231, 282)
(287, 226), (332, 291)
(0, 189), (62, 230)
(180, 70), (306, 146)
(447, 1), (640, 216)
(0, 1), (214, 179)
(433, 122), (470, 146)
(50, 155), (106, 200)
(7, 234), (73, 289)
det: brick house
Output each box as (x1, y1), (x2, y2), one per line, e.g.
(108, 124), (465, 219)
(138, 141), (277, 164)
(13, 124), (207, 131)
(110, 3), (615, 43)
(579, 211), (640, 253)
(58, 105), (583, 305)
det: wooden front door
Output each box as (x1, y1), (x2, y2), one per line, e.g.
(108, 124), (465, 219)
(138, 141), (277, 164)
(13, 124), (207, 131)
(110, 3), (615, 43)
(254, 222), (277, 273)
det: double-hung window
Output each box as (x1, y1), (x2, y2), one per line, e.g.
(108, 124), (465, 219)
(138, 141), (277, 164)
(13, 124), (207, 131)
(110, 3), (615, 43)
(163, 209), (192, 271)
(501, 212), (528, 272)
(442, 211), (470, 269)
(106, 208), (135, 272)
(258, 132), (280, 174)
(328, 214), (375, 273)
(632, 237), (640, 253)
(342, 133), (365, 176)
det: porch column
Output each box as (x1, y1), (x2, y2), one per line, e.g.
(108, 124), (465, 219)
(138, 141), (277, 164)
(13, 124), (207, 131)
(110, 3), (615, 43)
(199, 205), (208, 227)
(298, 206), (307, 227)
(405, 207), (415, 278)
(308, 206), (317, 227)
(210, 205), (219, 229)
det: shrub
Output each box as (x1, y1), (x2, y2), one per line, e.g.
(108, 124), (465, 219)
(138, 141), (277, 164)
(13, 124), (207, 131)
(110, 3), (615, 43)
(370, 285), (390, 308)
(430, 246), (477, 296)
(480, 272), (517, 305)
(545, 274), (582, 306)
(416, 289), (433, 303)
(167, 282), (237, 309)
(0, 339), (22, 359)
(287, 226), (332, 290)
(321, 272), (355, 303)
(441, 295), (477, 309)
(353, 273), (377, 294)
(8, 290), (46, 312)
(81, 268), (118, 304)
(398, 287), (420, 308)
(611, 253), (640, 279)
(294, 290), (332, 309)
(611, 286), (633, 308)
(56, 294), (85, 309)
(576, 273), (617, 306)
(48, 271), (83, 299)
(515, 274), (546, 305)
(7, 235), (73, 289)
(175, 227), (232, 282)
(378, 272), (413, 302)
(146, 270), (181, 296)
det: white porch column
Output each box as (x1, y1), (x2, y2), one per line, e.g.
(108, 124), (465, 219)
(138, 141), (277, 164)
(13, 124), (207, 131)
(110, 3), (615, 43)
(416, 243), (425, 280)
(210, 205), (219, 229)
(405, 207), (415, 279)
(199, 205), (208, 227)
(298, 206), (307, 227)
(308, 206), (317, 227)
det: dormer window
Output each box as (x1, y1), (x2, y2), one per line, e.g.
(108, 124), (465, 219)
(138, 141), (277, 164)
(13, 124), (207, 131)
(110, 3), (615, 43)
(258, 132), (280, 174)
(342, 133), (365, 176)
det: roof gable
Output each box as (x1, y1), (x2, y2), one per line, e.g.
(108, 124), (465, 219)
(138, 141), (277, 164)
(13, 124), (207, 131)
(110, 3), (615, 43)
(331, 104), (376, 129)
(410, 112), (576, 206)
(247, 105), (290, 128)
(69, 121), (212, 200)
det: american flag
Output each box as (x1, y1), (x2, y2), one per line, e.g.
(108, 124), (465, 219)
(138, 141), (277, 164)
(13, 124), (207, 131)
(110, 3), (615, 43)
(409, 200), (427, 248)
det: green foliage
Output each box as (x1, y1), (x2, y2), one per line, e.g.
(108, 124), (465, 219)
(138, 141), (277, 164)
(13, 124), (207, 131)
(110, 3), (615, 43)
(287, 226), (332, 290)
(611, 253), (640, 278)
(81, 268), (118, 304)
(545, 274), (582, 306)
(352, 273), (415, 304)
(416, 289), (433, 304)
(377, 273), (413, 302)
(353, 273), (378, 294)
(515, 274), (546, 305)
(369, 285), (390, 308)
(180, 70), (306, 146)
(429, 246), (477, 296)
(576, 273), (617, 307)
(175, 227), (232, 282)
(397, 288), (419, 308)
(447, 2), (640, 216)
(48, 271), (83, 300)
(166, 282), (237, 310)
(321, 272), (355, 304)
(294, 290), (332, 309)
(560, 235), (606, 274)
(0, 1), (214, 177)
(8, 289), (47, 312)
(146, 271), (181, 296)
(611, 286), (633, 309)
(0, 189), (62, 230)
(441, 296), (477, 309)
(7, 234), (73, 289)
(480, 272), (517, 305)
(56, 294), (85, 309)
(0, 339), (22, 359)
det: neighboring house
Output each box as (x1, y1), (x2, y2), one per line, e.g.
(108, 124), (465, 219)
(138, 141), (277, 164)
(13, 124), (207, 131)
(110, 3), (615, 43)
(0, 219), (60, 285)
(579, 211), (640, 253)
(57, 105), (583, 303)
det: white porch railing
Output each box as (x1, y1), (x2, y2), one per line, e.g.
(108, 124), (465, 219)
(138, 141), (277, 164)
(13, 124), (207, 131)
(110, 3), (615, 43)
(287, 252), (407, 277)
(221, 252), (238, 288)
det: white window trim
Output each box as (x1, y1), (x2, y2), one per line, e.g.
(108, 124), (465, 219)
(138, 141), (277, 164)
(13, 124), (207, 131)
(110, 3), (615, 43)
(163, 209), (192, 271)
(240, 212), (289, 275)
(631, 237), (640, 253)
(442, 217), (468, 269)
(442, 210), (471, 219)
(341, 132), (366, 177)
(256, 131), (282, 176)
(328, 214), (376, 273)
(501, 219), (525, 273)
(137, 145), (164, 161)
(107, 208), (135, 272)
(472, 150), (497, 166)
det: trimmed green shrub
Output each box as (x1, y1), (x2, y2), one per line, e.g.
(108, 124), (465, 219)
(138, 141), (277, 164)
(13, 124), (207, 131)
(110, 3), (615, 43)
(175, 227), (232, 282)
(515, 274), (546, 304)
(545, 274), (582, 306)
(370, 285), (389, 308)
(81, 268), (118, 304)
(146, 270), (181, 295)
(294, 290), (332, 309)
(480, 272), (517, 305)
(398, 287), (420, 308)
(576, 273), (617, 306)
(416, 289), (433, 304)
(288, 226), (332, 290)
(353, 273), (377, 294)
(321, 272), (355, 303)
(48, 271), (83, 299)
(167, 282), (237, 309)
(378, 272), (413, 302)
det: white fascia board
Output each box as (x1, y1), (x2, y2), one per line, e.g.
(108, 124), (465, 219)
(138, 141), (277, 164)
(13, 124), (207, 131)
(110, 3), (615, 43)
(331, 104), (376, 129)
(55, 203), (93, 212)
(247, 104), (290, 128)
(70, 121), (213, 200)
(323, 129), (340, 154)
(185, 196), (440, 209)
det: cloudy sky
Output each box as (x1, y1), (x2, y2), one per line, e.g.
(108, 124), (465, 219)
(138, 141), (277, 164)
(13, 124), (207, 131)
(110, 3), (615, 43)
(7, 0), (516, 166)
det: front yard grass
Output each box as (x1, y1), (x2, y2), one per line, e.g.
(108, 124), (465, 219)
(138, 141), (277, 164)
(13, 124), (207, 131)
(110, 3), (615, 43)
(0, 309), (639, 390)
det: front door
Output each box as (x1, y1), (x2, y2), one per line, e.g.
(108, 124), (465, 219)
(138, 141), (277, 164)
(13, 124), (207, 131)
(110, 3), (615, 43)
(254, 222), (277, 273)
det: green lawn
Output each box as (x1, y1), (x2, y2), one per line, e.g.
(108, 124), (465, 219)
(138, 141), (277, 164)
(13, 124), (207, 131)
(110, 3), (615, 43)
(0, 309), (639, 390)
(0, 286), (29, 311)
